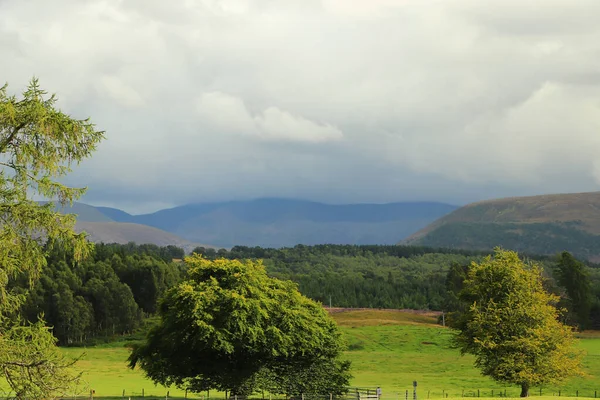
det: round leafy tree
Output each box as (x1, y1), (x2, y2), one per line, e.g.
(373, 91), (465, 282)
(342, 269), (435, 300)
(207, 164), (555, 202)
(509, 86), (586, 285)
(129, 255), (351, 396)
(453, 249), (583, 397)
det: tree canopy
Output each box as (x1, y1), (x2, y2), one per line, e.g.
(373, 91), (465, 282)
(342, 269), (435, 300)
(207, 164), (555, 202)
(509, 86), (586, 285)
(129, 255), (351, 396)
(453, 249), (583, 397)
(0, 79), (104, 398)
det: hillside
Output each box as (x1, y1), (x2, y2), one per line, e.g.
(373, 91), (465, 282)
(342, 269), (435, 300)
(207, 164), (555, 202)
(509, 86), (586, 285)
(46, 201), (114, 223)
(403, 191), (600, 260)
(74, 221), (204, 253)
(107, 198), (457, 248)
(50, 202), (210, 251)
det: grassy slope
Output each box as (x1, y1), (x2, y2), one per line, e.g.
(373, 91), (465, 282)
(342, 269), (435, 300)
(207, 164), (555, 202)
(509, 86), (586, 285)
(402, 191), (600, 260)
(408, 192), (600, 237)
(52, 310), (600, 399)
(74, 221), (212, 253)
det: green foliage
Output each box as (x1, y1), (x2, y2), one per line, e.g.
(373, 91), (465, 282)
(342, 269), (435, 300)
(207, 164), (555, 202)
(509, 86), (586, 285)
(0, 78), (104, 398)
(453, 249), (583, 397)
(18, 242), (186, 345)
(211, 245), (487, 310)
(97, 242), (185, 263)
(129, 255), (351, 396)
(555, 252), (592, 330)
(1, 321), (83, 399)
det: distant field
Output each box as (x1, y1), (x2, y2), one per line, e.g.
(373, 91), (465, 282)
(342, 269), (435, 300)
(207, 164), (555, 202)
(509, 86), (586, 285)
(50, 310), (600, 399)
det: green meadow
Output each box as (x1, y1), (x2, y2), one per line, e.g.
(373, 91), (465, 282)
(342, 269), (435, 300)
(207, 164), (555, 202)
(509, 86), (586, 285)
(55, 310), (600, 399)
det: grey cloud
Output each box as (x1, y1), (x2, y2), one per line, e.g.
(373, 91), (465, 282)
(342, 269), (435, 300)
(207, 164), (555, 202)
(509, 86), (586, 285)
(2, 0), (600, 213)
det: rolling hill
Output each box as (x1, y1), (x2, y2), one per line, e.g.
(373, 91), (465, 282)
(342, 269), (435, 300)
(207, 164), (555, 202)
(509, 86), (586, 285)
(402, 191), (600, 261)
(49, 202), (209, 252)
(74, 221), (203, 253)
(104, 198), (458, 248)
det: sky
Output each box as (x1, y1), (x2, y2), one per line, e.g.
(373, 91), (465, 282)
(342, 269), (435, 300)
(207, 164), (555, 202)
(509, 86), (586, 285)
(2, 0), (600, 214)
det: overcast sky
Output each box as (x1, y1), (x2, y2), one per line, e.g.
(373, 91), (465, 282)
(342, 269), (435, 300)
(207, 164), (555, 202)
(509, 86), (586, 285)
(2, 0), (600, 214)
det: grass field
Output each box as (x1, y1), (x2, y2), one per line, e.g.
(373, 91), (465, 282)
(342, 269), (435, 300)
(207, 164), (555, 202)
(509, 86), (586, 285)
(334, 310), (600, 397)
(49, 310), (600, 399)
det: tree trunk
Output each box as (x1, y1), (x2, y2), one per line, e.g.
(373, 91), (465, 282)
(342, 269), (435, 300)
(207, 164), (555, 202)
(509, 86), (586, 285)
(520, 383), (529, 398)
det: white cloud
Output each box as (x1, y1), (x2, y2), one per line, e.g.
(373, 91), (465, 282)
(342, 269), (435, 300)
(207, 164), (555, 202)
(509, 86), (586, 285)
(256, 107), (343, 143)
(196, 92), (343, 143)
(95, 75), (144, 108)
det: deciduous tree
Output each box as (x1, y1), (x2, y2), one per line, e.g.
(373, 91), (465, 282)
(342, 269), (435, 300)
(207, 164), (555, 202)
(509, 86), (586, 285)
(129, 255), (351, 396)
(453, 249), (582, 397)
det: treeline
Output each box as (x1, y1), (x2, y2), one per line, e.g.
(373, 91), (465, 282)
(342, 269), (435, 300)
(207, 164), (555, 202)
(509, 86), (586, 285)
(193, 245), (488, 310)
(16, 242), (600, 345)
(194, 244), (600, 329)
(15, 242), (186, 345)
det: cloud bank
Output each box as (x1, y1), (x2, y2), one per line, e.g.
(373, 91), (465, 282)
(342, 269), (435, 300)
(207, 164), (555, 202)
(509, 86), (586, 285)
(1, 0), (600, 213)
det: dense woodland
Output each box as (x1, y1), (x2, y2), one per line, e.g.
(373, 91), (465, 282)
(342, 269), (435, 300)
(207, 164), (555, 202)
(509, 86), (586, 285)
(15, 242), (187, 345)
(15, 242), (600, 346)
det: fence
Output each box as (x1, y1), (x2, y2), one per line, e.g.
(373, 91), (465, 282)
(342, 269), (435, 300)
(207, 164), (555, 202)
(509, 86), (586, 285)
(0, 387), (598, 399)
(391, 388), (600, 399)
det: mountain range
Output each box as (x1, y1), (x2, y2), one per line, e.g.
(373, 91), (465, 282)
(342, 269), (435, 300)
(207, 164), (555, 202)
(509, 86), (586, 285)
(59, 198), (458, 250)
(403, 191), (600, 261)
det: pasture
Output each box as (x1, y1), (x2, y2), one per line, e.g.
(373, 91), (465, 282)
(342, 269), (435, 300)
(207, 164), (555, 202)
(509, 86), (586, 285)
(54, 310), (600, 399)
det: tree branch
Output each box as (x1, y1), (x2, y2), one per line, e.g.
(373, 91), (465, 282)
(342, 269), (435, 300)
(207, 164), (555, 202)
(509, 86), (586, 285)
(1, 359), (48, 368)
(0, 122), (26, 154)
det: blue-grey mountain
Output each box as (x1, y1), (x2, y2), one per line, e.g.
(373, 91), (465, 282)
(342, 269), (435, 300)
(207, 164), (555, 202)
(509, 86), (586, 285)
(103, 198), (457, 248)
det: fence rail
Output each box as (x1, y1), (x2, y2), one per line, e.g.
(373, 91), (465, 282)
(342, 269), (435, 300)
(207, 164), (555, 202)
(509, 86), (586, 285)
(0, 387), (597, 400)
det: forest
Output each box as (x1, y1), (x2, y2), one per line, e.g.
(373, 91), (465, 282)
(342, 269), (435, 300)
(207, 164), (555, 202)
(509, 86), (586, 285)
(15, 242), (600, 346)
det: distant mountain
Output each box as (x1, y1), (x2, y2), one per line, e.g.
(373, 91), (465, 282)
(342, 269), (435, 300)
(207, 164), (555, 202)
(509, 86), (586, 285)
(105, 198), (458, 248)
(74, 221), (203, 253)
(402, 191), (600, 261)
(51, 202), (210, 252)
(95, 206), (133, 222)
(46, 201), (113, 223)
